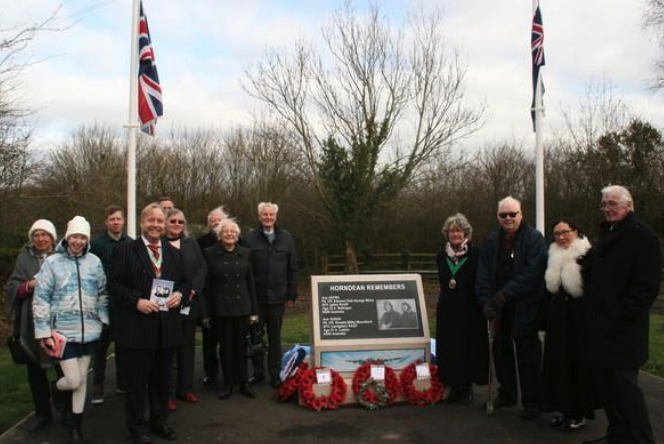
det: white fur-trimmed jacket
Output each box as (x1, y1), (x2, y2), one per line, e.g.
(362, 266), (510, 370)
(544, 237), (591, 298)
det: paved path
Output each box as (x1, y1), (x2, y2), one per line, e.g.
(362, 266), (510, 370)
(2, 350), (663, 444)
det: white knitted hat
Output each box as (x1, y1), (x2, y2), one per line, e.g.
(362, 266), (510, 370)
(65, 216), (91, 240)
(28, 219), (57, 243)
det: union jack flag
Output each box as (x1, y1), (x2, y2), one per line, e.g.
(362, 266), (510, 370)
(531, 1), (545, 131)
(138, 1), (162, 136)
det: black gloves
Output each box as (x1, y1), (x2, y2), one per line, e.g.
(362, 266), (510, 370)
(482, 291), (506, 320)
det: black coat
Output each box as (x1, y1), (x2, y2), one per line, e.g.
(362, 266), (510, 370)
(203, 245), (258, 318)
(538, 245), (598, 416)
(585, 213), (662, 369)
(476, 223), (547, 335)
(244, 225), (298, 305)
(435, 245), (488, 385)
(108, 238), (190, 349)
(176, 237), (208, 319)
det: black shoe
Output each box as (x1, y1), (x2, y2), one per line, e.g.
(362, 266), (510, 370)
(131, 431), (152, 444)
(69, 412), (84, 444)
(203, 375), (216, 385)
(28, 415), (52, 433)
(248, 374), (265, 385)
(458, 385), (474, 405)
(151, 423), (176, 441)
(270, 375), (281, 388)
(443, 385), (461, 403)
(521, 405), (540, 420)
(493, 395), (517, 409)
(217, 386), (232, 400)
(239, 385), (256, 399)
(582, 436), (609, 444)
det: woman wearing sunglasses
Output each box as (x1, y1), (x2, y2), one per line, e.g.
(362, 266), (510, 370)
(164, 209), (208, 411)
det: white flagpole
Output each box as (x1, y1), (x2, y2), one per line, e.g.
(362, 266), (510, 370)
(533, 0), (545, 235)
(126, 0), (141, 239)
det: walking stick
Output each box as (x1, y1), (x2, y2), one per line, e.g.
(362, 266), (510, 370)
(485, 319), (497, 416)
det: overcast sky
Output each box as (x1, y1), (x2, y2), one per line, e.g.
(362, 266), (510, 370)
(4, 0), (664, 152)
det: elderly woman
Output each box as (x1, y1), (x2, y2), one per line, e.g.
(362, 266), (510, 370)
(204, 218), (258, 400)
(435, 213), (488, 404)
(6, 220), (64, 432)
(538, 219), (597, 431)
(33, 216), (108, 444)
(164, 208), (207, 411)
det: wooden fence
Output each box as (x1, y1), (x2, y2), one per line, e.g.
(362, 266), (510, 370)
(321, 252), (438, 276)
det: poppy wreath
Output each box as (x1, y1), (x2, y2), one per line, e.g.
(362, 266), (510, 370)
(352, 362), (399, 410)
(399, 360), (444, 406)
(278, 362), (309, 402)
(298, 366), (348, 411)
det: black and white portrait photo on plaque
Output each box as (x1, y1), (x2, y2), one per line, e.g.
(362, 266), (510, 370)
(376, 299), (418, 330)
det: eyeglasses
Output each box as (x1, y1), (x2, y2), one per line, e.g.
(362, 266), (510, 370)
(599, 200), (621, 210)
(553, 229), (573, 238)
(169, 219), (185, 225)
(498, 211), (520, 219)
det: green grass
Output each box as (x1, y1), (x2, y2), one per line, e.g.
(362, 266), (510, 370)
(643, 314), (664, 377)
(0, 313), (662, 436)
(0, 348), (49, 433)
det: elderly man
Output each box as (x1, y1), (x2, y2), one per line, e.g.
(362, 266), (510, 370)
(196, 206), (228, 385)
(245, 202), (298, 388)
(476, 196), (547, 419)
(108, 203), (190, 444)
(583, 186), (661, 444)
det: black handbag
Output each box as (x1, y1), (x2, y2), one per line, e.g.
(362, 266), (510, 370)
(7, 335), (29, 365)
(246, 323), (267, 358)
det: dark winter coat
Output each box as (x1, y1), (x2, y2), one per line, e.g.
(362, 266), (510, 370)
(476, 222), (547, 335)
(176, 237), (208, 319)
(244, 225), (298, 305)
(5, 246), (53, 367)
(585, 213), (662, 369)
(436, 245), (488, 385)
(203, 245), (257, 318)
(538, 237), (598, 416)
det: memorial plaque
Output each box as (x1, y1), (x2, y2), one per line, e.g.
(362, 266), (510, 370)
(317, 279), (424, 340)
(309, 274), (431, 405)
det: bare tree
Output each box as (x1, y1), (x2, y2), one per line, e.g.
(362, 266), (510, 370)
(643, 0), (664, 90)
(0, 8), (62, 207)
(245, 2), (482, 272)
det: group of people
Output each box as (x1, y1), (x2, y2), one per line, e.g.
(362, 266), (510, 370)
(6, 184), (661, 444)
(435, 185), (661, 444)
(6, 199), (298, 444)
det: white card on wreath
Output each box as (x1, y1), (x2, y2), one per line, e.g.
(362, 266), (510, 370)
(416, 363), (431, 380)
(371, 365), (385, 381)
(316, 368), (332, 385)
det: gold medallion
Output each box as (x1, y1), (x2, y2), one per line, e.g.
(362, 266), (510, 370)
(449, 278), (457, 289)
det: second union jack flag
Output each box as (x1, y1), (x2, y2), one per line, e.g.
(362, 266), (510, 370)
(138, 1), (162, 135)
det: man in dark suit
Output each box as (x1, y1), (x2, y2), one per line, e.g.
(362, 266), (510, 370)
(108, 203), (190, 444)
(583, 185), (661, 444)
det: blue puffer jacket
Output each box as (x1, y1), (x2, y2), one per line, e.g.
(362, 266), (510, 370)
(33, 239), (109, 343)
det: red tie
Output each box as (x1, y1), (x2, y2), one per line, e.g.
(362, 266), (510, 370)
(148, 244), (160, 260)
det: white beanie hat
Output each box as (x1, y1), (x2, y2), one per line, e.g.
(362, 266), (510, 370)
(65, 216), (91, 240)
(29, 219), (57, 243)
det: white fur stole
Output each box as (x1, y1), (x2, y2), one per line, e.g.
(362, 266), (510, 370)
(544, 237), (591, 298)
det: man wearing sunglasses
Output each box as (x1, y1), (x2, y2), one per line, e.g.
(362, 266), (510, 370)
(582, 185), (661, 444)
(476, 196), (547, 420)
